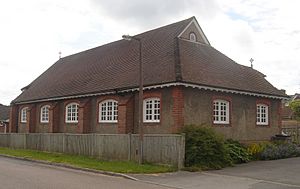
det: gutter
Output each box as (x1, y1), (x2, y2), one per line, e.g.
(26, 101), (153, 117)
(13, 82), (288, 105)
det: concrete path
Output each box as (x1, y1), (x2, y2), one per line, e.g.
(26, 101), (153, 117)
(0, 156), (168, 189)
(132, 157), (300, 189)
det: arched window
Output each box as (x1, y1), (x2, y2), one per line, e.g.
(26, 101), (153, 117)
(143, 98), (160, 123)
(213, 99), (230, 124)
(20, 107), (28, 123)
(65, 103), (79, 123)
(40, 105), (50, 123)
(257, 104), (269, 125)
(189, 32), (197, 42)
(99, 100), (118, 123)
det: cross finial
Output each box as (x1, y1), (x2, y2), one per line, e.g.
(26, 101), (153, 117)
(59, 51), (62, 59)
(250, 58), (254, 68)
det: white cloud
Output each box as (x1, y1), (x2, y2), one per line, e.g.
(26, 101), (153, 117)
(202, 0), (300, 94)
(0, 0), (299, 105)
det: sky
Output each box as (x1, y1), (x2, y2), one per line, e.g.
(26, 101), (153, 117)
(0, 0), (299, 105)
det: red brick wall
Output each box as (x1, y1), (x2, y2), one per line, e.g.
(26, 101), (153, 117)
(28, 104), (37, 133)
(9, 86), (281, 141)
(9, 105), (18, 133)
(125, 97), (134, 133)
(171, 86), (184, 133)
(17, 105), (31, 133)
(183, 88), (281, 141)
(61, 99), (91, 134)
(96, 95), (120, 134)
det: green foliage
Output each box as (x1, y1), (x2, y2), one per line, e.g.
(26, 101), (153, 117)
(246, 142), (270, 160)
(182, 124), (300, 171)
(246, 142), (300, 161)
(260, 143), (300, 160)
(182, 125), (231, 170)
(290, 100), (300, 120)
(0, 147), (175, 173)
(225, 139), (250, 164)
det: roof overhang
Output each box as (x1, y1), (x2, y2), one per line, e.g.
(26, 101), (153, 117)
(121, 82), (288, 100)
(14, 82), (288, 105)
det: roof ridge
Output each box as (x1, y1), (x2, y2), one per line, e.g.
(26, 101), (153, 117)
(135, 17), (194, 38)
(207, 45), (267, 77)
(59, 17), (194, 61)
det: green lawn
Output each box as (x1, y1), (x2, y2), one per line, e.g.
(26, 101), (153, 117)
(0, 147), (176, 174)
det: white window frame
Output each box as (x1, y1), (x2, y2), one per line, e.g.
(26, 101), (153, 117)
(143, 98), (160, 123)
(20, 107), (28, 123)
(213, 99), (230, 124)
(40, 105), (50, 123)
(256, 104), (269, 125)
(99, 100), (118, 123)
(65, 103), (79, 123)
(189, 32), (197, 42)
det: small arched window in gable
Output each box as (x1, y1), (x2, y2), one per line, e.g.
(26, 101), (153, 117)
(189, 32), (197, 42)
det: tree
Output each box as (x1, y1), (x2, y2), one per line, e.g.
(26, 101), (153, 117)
(290, 100), (300, 143)
(290, 100), (300, 121)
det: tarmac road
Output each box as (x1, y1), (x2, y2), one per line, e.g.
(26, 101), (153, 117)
(2, 155), (300, 189)
(0, 156), (168, 189)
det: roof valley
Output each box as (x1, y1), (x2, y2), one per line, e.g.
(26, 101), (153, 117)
(174, 37), (182, 81)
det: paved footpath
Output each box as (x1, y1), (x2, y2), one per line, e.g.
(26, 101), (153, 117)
(131, 157), (300, 189)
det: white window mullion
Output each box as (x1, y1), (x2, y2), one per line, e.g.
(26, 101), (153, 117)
(213, 100), (229, 124)
(40, 105), (50, 123)
(65, 103), (79, 123)
(257, 104), (269, 125)
(99, 100), (118, 123)
(143, 98), (160, 123)
(21, 107), (28, 123)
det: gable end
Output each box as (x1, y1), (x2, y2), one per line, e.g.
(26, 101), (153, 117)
(178, 17), (210, 45)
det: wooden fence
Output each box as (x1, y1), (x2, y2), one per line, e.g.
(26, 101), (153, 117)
(0, 133), (185, 168)
(281, 126), (300, 143)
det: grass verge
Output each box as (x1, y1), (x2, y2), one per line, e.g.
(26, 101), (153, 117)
(0, 147), (176, 174)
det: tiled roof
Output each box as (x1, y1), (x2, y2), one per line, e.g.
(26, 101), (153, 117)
(179, 40), (286, 96)
(13, 17), (286, 103)
(13, 17), (193, 103)
(0, 104), (9, 121)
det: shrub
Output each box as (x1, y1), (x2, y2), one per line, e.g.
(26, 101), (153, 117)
(260, 143), (300, 160)
(182, 125), (231, 170)
(225, 139), (250, 164)
(247, 142), (269, 160)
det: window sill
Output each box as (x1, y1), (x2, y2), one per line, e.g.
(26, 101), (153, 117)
(65, 122), (79, 124)
(143, 122), (160, 124)
(98, 121), (118, 124)
(256, 124), (269, 127)
(213, 123), (231, 127)
(213, 122), (230, 125)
